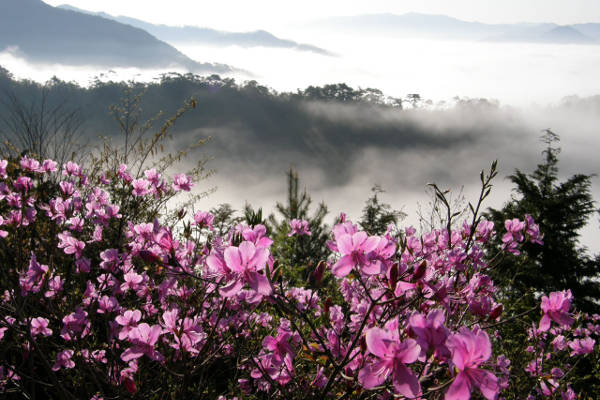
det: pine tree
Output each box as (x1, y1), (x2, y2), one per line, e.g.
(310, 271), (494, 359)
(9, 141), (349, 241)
(359, 185), (406, 235)
(486, 131), (599, 312)
(269, 167), (329, 284)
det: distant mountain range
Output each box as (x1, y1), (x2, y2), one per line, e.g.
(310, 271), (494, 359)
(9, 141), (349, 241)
(0, 0), (235, 73)
(312, 13), (600, 44)
(58, 4), (333, 56)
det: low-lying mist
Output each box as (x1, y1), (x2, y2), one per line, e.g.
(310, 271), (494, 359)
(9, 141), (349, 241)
(192, 98), (599, 252)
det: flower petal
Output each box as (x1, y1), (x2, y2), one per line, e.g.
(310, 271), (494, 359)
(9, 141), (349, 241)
(445, 372), (472, 400)
(393, 364), (421, 398)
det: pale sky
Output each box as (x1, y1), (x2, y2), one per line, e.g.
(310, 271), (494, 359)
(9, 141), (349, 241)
(42, 0), (600, 31)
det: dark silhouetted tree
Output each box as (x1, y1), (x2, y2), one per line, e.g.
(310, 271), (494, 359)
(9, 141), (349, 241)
(269, 168), (329, 283)
(359, 185), (406, 235)
(486, 131), (599, 312)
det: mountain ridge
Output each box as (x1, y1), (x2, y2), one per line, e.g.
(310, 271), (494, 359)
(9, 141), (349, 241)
(311, 13), (599, 44)
(0, 0), (236, 73)
(58, 4), (333, 56)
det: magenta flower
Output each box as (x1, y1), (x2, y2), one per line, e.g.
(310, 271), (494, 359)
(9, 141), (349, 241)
(288, 219), (311, 237)
(172, 173), (193, 192)
(57, 231), (85, 258)
(41, 159), (58, 173)
(13, 176), (33, 192)
(568, 337), (595, 356)
(192, 211), (214, 230)
(219, 241), (272, 298)
(62, 161), (82, 177)
(358, 319), (421, 398)
(331, 231), (381, 277)
(408, 309), (450, 360)
(0, 159), (7, 178)
(30, 317), (52, 337)
(61, 308), (90, 341)
(162, 309), (204, 353)
(52, 350), (75, 371)
(121, 271), (144, 293)
(19, 253), (48, 295)
(121, 323), (164, 362)
(97, 295), (119, 314)
(131, 179), (151, 196)
(240, 224), (273, 248)
(19, 156), (40, 172)
(116, 309), (142, 340)
(445, 326), (498, 400)
(118, 164), (132, 183)
(539, 290), (574, 331)
(262, 330), (295, 365)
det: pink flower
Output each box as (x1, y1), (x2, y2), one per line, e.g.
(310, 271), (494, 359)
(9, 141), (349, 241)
(219, 241), (272, 298)
(30, 317), (52, 337)
(161, 309), (204, 354)
(19, 156), (40, 172)
(118, 164), (132, 183)
(192, 211), (214, 230)
(445, 326), (498, 400)
(358, 319), (421, 398)
(568, 337), (595, 356)
(131, 179), (150, 196)
(121, 323), (164, 362)
(172, 173), (193, 192)
(62, 161), (81, 177)
(408, 309), (450, 360)
(13, 176), (33, 192)
(262, 330), (295, 366)
(240, 224), (273, 248)
(0, 159), (7, 178)
(539, 290), (574, 332)
(288, 219), (311, 237)
(41, 159), (58, 173)
(331, 231), (381, 277)
(97, 296), (119, 314)
(57, 231), (85, 258)
(52, 350), (75, 371)
(116, 309), (142, 340)
(121, 271), (144, 293)
(61, 308), (90, 341)
(19, 253), (48, 294)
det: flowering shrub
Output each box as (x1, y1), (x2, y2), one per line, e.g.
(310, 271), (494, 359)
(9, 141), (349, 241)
(0, 156), (598, 399)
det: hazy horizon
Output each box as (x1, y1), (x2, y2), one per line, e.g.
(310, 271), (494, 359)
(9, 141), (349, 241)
(1, 0), (598, 252)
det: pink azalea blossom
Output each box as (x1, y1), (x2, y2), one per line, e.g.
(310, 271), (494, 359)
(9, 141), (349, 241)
(445, 326), (498, 400)
(57, 231), (85, 258)
(116, 309), (142, 340)
(52, 350), (75, 371)
(30, 317), (52, 337)
(131, 179), (151, 196)
(0, 159), (7, 178)
(288, 219), (311, 237)
(161, 309), (205, 353)
(121, 323), (164, 362)
(61, 308), (90, 341)
(19, 253), (48, 294)
(568, 337), (595, 356)
(539, 290), (574, 331)
(331, 231), (381, 277)
(19, 156), (40, 172)
(408, 309), (450, 360)
(358, 318), (422, 398)
(41, 159), (58, 173)
(219, 241), (272, 298)
(62, 161), (82, 177)
(172, 173), (193, 192)
(192, 211), (214, 230)
(121, 271), (144, 293)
